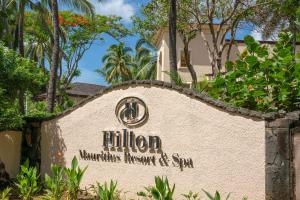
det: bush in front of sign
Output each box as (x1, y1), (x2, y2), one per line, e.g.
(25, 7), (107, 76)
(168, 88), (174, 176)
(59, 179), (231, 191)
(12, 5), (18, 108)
(64, 157), (88, 200)
(202, 190), (248, 200)
(181, 191), (201, 200)
(137, 176), (175, 200)
(14, 159), (41, 200)
(43, 164), (65, 200)
(93, 180), (120, 200)
(0, 187), (11, 200)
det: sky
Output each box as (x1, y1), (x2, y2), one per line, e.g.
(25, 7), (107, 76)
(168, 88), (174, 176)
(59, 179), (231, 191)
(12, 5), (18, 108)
(72, 0), (261, 86)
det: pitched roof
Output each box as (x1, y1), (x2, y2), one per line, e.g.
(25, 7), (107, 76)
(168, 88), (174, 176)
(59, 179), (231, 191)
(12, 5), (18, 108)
(66, 82), (106, 97)
(34, 82), (106, 100)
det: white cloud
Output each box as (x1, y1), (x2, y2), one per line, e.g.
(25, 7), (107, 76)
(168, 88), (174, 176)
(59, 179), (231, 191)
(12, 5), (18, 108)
(250, 29), (263, 41)
(93, 0), (135, 22)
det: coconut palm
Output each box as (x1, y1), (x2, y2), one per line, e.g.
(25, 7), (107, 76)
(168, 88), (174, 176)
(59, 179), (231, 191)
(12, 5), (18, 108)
(97, 43), (133, 84)
(47, 0), (59, 112)
(45, 0), (95, 112)
(132, 38), (157, 80)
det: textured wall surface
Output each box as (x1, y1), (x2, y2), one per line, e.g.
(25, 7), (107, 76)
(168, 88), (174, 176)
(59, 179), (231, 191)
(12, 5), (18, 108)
(41, 86), (265, 199)
(0, 131), (22, 178)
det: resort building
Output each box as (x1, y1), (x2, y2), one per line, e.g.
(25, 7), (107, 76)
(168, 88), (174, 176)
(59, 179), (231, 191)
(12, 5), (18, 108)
(154, 26), (300, 85)
(34, 82), (106, 104)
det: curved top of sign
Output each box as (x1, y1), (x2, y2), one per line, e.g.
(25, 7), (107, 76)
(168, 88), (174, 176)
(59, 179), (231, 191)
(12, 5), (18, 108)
(37, 80), (284, 122)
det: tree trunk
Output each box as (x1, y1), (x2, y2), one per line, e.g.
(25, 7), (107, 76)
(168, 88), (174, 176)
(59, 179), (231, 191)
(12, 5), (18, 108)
(13, 25), (19, 50)
(211, 59), (218, 79)
(183, 42), (197, 86)
(47, 0), (60, 112)
(18, 0), (25, 57)
(216, 53), (222, 73)
(18, 0), (25, 114)
(168, 0), (177, 82)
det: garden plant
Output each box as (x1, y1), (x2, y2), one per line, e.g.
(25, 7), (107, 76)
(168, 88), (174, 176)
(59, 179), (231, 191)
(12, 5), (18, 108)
(137, 176), (175, 200)
(15, 160), (40, 200)
(0, 187), (11, 200)
(43, 164), (65, 200)
(94, 180), (119, 200)
(64, 157), (88, 200)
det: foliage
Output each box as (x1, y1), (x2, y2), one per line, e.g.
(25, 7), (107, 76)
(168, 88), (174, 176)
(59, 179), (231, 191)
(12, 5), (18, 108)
(251, 0), (300, 40)
(0, 42), (46, 130)
(202, 190), (230, 200)
(131, 39), (157, 80)
(0, 187), (11, 200)
(59, 11), (128, 86)
(208, 33), (300, 112)
(182, 191), (201, 200)
(202, 190), (248, 200)
(137, 176), (175, 200)
(43, 165), (65, 200)
(15, 159), (40, 200)
(0, 89), (23, 130)
(94, 180), (120, 200)
(64, 157), (87, 200)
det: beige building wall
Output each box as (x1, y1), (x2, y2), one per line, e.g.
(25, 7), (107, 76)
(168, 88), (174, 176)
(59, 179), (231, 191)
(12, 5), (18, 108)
(41, 86), (265, 199)
(156, 29), (242, 83)
(0, 131), (22, 178)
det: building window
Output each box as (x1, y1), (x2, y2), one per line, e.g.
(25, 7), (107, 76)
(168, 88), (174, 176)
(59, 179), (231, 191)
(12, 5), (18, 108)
(180, 50), (191, 68)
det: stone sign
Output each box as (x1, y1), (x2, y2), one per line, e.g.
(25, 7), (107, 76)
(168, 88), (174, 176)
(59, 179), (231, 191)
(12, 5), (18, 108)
(41, 81), (268, 199)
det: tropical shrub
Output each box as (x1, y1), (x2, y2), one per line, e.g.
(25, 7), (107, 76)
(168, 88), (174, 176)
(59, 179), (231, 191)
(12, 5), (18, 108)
(64, 157), (87, 200)
(182, 191), (201, 200)
(43, 164), (65, 200)
(137, 176), (175, 200)
(94, 180), (119, 200)
(208, 33), (300, 112)
(0, 42), (46, 130)
(202, 190), (248, 200)
(15, 160), (40, 200)
(0, 187), (11, 200)
(202, 190), (230, 200)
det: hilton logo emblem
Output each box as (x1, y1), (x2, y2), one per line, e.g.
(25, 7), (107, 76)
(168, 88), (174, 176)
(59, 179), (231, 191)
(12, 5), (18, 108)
(115, 97), (149, 128)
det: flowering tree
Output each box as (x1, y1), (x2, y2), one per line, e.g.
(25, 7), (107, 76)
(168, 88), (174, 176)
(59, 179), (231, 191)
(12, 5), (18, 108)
(54, 12), (128, 108)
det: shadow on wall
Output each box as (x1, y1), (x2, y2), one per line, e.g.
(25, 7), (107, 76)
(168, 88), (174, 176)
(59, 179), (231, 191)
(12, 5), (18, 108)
(42, 120), (66, 174)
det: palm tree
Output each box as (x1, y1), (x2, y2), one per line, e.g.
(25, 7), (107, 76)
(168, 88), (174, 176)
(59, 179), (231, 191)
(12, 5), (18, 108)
(47, 0), (59, 112)
(168, 0), (177, 83)
(45, 0), (95, 112)
(131, 39), (157, 80)
(97, 43), (133, 84)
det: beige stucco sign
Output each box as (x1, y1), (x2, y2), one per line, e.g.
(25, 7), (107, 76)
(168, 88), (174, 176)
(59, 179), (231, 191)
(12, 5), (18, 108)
(41, 82), (266, 199)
